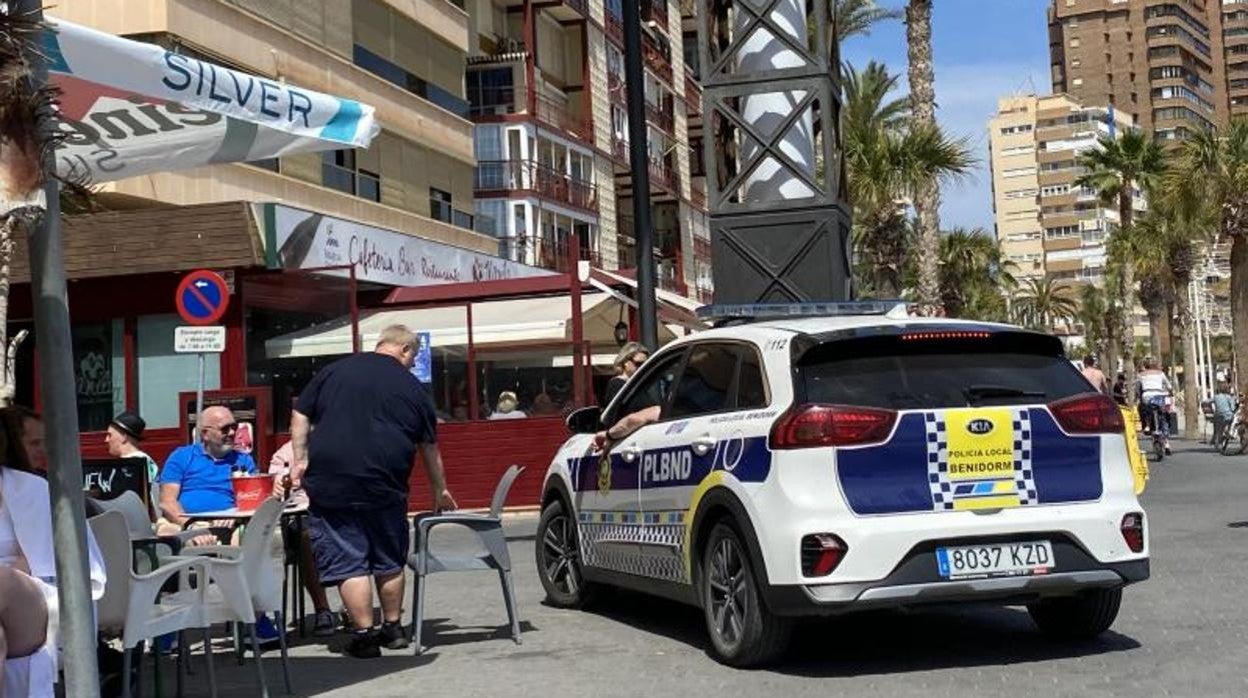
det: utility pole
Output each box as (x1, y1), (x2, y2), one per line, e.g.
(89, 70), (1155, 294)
(621, 0), (658, 350)
(17, 1), (102, 694)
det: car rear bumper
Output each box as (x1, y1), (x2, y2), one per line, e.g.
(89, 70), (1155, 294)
(763, 541), (1149, 617)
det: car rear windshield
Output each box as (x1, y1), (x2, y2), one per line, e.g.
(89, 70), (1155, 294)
(795, 332), (1092, 410)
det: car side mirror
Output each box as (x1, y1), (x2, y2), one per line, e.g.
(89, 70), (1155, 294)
(566, 406), (601, 434)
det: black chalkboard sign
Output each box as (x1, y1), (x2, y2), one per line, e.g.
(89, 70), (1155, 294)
(83, 458), (150, 508)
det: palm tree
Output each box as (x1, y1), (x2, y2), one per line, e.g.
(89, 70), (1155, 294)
(1013, 277), (1079, 333)
(1075, 130), (1167, 406)
(905, 0), (941, 314)
(834, 0), (902, 44)
(842, 63), (973, 298)
(1133, 201), (1207, 439)
(938, 228), (1014, 320)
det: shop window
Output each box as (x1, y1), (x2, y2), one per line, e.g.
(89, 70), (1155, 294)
(430, 187), (454, 223)
(71, 320), (126, 432)
(137, 314), (220, 428)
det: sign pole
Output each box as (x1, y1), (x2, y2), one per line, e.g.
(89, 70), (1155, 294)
(18, 1), (102, 694)
(194, 352), (205, 444)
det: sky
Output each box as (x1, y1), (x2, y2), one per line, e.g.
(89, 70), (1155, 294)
(840, 0), (1053, 234)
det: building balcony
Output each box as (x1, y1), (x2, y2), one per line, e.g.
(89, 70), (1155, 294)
(498, 234), (601, 273)
(645, 99), (676, 134)
(475, 160), (599, 212)
(605, 9), (624, 46)
(684, 71), (702, 113)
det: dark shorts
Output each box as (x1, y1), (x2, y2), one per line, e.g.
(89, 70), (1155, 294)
(306, 504), (410, 585)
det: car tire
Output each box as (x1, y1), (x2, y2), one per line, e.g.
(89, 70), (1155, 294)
(1028, 587), (1122, 640)
(699, 522), (791, 668)
(536, 499), (596, 608)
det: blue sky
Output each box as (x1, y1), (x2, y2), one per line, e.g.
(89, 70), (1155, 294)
(840, 1), (1052, 233)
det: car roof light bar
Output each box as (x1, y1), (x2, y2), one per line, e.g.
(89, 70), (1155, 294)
(697, 301), (908, 323)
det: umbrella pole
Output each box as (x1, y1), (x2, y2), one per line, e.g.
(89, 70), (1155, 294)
(19, 1), (101, 694)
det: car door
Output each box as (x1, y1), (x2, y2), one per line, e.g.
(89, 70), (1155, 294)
(574, 348), (685, 577)
(630, 342), (767, 585)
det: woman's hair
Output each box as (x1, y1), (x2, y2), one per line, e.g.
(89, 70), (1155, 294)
(0, 405), (41, 473)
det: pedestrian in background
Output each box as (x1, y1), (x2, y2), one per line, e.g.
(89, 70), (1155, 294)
(289, 324), (455, 658)
(1081, 355), (1110, 395)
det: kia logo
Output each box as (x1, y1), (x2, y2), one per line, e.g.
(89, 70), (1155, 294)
(967, 419), (994, 435)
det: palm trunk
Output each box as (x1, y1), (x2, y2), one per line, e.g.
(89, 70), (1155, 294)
(0, 214), (16, 406)
(906, 0), (941, 314)
(1118, 190), (1138, 406)
(1175, 273), (1200, 439)
(1231, 234), (1248, 404)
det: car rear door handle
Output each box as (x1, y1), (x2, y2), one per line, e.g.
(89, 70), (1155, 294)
(691, 435), (716, 456)
(619, 444), (641, 462)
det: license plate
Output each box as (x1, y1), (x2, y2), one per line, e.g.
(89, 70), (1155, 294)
(935, 541), (1055, 580)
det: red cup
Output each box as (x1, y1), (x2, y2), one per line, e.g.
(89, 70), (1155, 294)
(231, 475), (274, 512)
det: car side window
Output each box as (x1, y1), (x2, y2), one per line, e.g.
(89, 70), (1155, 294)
(736, 346), (768, 409)
(617, 350), (685, 419)
(670, 344), (738, 419)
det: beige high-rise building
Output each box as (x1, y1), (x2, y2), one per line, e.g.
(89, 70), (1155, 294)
(989, 94), (1141, 287)
(464, 0), (711, 300)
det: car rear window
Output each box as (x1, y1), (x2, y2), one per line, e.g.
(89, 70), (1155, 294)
(796, 333), (1092, 410)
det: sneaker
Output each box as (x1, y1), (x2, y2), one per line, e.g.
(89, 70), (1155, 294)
(313, 610), (337, 637)
(379, 620), (410, 650)
(344, 630), (381, 659)
(253, 615), (282, 647)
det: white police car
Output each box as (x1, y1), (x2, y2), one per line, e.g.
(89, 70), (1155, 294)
(535, 303), (1148, 667)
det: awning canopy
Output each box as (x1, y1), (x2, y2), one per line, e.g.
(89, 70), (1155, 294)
(263, 292), (685, 361)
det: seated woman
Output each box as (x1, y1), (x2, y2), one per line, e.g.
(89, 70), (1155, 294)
(0, 407), (106, 698)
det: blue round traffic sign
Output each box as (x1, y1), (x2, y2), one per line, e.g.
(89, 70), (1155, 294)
(175, 270), (230, 326)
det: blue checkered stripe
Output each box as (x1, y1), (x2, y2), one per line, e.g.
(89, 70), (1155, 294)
(925, 413), (953, 510)
(577, 510), (688, 583)
(1013, 408), (1039, 505)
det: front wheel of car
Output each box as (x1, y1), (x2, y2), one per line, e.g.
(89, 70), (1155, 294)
(699, 522), (791, 668)
(1028, 587), (1122, 640)
(536, 500), (596, 608)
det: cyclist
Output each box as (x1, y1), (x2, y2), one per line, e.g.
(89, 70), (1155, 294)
(1137, 358), (1173, 455)
(1212, 381), (1236, 448)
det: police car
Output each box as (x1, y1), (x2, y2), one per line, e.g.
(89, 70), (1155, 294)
(535, 302), (1149, 667)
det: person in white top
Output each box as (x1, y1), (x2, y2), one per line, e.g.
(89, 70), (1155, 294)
(1, 407), (107, 698)
(1137, 357), (1174, 454)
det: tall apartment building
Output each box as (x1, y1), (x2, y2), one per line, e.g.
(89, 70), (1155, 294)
(989, 94), (1141, 287)
(464, 0), (712, 300)
(1049, 0), (1226, 140)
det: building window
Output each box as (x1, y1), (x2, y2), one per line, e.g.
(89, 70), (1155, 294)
(138, 314), (221, 428)
(467, 68), (516, 116)
(72, 320), (125, 432)
(353, 44), (469, 117)
(430, 188), (453, 223)
(321, 150), (381, 202)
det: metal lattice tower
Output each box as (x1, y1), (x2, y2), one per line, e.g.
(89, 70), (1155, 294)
(698, 0), (853, 303)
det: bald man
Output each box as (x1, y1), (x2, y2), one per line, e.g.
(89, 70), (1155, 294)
(157, 406), (258, 531)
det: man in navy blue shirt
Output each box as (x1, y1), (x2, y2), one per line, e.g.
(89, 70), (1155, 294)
(287, 324), (455, 658)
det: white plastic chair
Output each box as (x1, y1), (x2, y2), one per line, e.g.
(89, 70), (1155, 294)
(178, 498), (291, 696)
(89, 510), (217, 698)
(407, 465), (525, 654)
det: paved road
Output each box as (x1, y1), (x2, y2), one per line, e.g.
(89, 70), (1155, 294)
(166, 440), (1248, 697)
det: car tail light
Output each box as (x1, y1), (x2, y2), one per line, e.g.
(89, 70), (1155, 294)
(1121, 512), (1145, 553)
(770, 404), (897, 449)
(801, 534), (847, 577)
(1049, 393), (1125, 434)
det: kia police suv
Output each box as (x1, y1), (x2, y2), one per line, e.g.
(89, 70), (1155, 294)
(535, 303), (1148, 667)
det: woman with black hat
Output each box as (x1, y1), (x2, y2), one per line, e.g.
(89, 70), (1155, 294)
(105, 411), (158, 500)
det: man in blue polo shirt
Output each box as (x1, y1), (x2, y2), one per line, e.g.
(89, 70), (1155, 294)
(157, 405), (257, 525)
